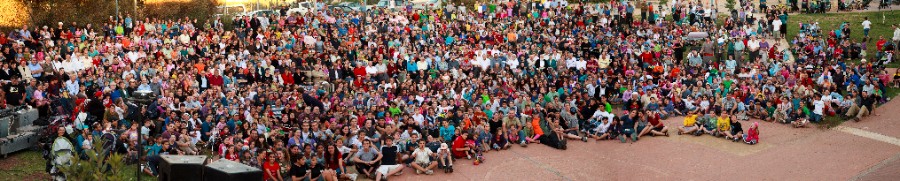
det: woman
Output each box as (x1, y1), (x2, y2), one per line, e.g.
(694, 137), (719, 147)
(262, 151), (283, 181)
(324, 144), (354, 181)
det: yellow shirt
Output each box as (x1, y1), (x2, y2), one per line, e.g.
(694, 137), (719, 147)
(717, 117), (731, 131)
(683, 115), (698, 127)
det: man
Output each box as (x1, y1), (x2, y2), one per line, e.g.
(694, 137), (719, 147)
(892, 24), (900, 49)
(862, 17), (872, 37)
(502, 112), (526, 146)
(4, 76), (25, 106)
(289, 156), (310, 181)
(375, 136), (404, 181)
(846, 91), (876, 122)
(409, 139), (437, 175)
(352, 139), (381, 179)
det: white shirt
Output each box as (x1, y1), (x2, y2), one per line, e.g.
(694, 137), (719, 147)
(773, 19), (782, 31)
(813, 100), (825, 115)
(411, 148), (433, 163)
(862, 20), (872, 29)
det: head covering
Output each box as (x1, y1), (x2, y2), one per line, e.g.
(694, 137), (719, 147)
(440, 143), (448, 150)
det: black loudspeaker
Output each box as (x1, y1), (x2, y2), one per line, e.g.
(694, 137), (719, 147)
(158, 155), (207, 181)
(203, 159), (263, 181)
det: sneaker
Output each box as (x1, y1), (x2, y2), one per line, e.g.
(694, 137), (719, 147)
(450, 165), (454, 173)
(632, 136), (638, 142)
(467, 155), (472, 160)
(394, 171), (403, 176)
(619, 136), (626, 143)
(416, 170), (423, 175)
(348, 174), (358, 181)
(581, 136), (588, 142)
(426, 170), (434, 175)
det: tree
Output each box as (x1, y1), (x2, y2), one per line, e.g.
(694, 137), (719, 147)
(726, 0), (737, 11)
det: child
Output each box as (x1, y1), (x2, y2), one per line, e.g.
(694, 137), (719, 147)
(698, 112), (719, 136)
(436, 143), (454, 173)
(474, 125), (491, 152)
(678, 113), (700, 135)
(524, 116), (543, 144)
(790, 108), (809, 128)
(492, 129), (510, 150)
(716, 112), (731, 138)
(726, 115), (744, 141)
(588, 117), (614, 141)
(743, 122), (760, 145)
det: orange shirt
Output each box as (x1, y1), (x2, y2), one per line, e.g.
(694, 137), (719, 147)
(194, 62), (206, 72)
(531, 117), (544, 135)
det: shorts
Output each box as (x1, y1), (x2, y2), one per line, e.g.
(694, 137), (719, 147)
(414, 161), (431, 167)
(731, 129), (743, 136)
(652, 126), (665, 132)
(682, 126), (698, 132)
(377, 165), (402, 175)
(636, 126), (646, 132)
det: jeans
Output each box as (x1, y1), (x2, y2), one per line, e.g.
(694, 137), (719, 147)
(864, 28), (870, 37)
(809, 113), (822, 123)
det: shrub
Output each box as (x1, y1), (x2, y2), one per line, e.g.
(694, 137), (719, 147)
(57, 140), (127, 181)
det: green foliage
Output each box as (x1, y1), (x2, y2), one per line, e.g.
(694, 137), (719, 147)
(26, 0), (138, 30)
(15, 0), (216, 31)
(726, 0), (737, 11)
(58, 140), (127, 181)
(142, 0), (218, 23)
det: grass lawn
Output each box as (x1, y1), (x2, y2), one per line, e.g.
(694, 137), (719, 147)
(0, 151), (47, 181)
(785, 10), (900, 67)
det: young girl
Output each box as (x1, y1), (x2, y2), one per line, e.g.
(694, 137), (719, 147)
(437, 143), (454, 173)
(492, 129), (510, 150)
(524, 116), (543, 144)
(744, 122), (760, 145)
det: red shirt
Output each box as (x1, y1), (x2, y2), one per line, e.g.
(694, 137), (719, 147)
(452, 136), (467, 158)
(876, 39), (887, 51)
(262, 161), (280, 181)
(281, 72), (294, 85)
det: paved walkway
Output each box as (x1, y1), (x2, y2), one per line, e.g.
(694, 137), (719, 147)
(377, 78), (900, 180)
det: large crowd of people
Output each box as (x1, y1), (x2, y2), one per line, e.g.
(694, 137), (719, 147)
(3, 0), (899, 180)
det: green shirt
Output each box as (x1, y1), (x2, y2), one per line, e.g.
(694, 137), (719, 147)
(389, 107), (402, 116)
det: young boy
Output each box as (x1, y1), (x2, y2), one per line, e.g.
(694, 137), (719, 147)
(678, 112), (700, 135)
(436, 143), (454, 173)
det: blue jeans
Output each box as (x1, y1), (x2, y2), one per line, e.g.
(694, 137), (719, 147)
(810, 113), (822, 123)
(864, 28), (870, 37)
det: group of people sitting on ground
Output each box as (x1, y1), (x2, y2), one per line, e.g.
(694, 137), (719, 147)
(9, 0), (899, 181)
